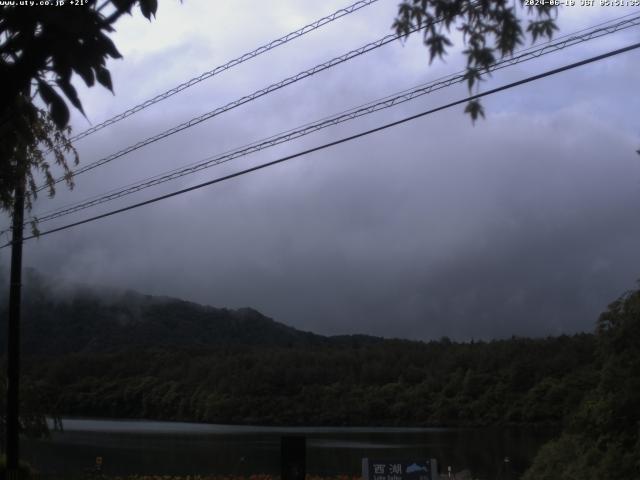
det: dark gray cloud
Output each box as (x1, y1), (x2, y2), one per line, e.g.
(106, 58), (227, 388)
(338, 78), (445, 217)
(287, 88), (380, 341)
(1, 2), (639, 341)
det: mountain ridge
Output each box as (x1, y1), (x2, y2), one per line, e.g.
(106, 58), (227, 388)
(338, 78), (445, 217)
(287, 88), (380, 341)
(0, 269), (383, 355)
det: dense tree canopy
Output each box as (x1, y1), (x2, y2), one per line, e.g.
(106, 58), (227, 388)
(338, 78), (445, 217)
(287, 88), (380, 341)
(523, 287), (640, 480)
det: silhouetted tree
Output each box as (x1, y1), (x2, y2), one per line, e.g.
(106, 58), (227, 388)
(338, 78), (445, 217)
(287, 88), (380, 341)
(523, 286), (640, 479)
(393, 0), (558, 120)
(1, 0), (159, 213)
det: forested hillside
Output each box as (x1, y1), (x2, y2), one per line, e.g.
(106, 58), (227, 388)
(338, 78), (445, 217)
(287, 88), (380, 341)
(0, 271), (599, 428)
(0, 270), (330, 354)
(21, 335), (596, 427)
(523, 287), (640, 479)
(3, 272), (639, 478)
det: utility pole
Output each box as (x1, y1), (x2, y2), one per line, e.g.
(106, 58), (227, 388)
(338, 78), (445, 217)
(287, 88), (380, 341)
(6, 171), (25, 478)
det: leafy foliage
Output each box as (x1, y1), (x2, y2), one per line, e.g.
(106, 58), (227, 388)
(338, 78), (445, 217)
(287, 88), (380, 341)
(18, 335), (597, 428)
(0, 0), (158, 127)
(0, 0), (159, 214)
(0, 100), (79, 233)
(523, 287), (640, 480)
(0, 371), (62, 455)
(393, 0), (558, 120)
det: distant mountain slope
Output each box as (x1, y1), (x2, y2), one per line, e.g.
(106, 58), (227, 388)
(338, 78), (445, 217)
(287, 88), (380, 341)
(0, 270), (604, 431)
(1, 270), (378, 354)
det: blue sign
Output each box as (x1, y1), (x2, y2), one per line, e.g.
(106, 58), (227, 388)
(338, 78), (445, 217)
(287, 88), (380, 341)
(362, 458), (438, 480)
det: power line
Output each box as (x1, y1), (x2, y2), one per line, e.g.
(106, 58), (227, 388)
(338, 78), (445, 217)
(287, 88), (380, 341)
(69, 0), (381, 143)
(37, 20), (436, 193)
(3, 13), (637, 233)
(20, 14), (640, 229)
(5, 41), (638, 249)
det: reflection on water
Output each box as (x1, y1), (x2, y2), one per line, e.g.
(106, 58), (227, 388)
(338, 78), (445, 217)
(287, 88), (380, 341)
(21, 419), (557, 479)
(310, 440), (421, 449)
(46, 419), (449, 435)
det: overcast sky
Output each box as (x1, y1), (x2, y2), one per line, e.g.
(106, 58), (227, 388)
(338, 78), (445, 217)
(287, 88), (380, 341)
(1, 1), (639, 341)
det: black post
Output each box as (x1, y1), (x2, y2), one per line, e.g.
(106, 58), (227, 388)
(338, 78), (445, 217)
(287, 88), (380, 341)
(6, 174), (25, 477)
(281, 436), (306, 480)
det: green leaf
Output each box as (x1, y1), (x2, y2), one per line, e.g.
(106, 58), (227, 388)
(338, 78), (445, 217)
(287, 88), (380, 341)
(37, 79), (70, 128)
(37, 79), (58, 107)
(74, 62), (95, 87)
(425, 33), (453, 63)
(48, 95), (70, 130)
(464, 99), (485, 123)
(139, 0), (158, 20)
(98, 33), (123, 59)
(56, 79), (85, 116)
(463, 67), (482, 90)
(111, 0), (135, 12)
(95, 66), (113, 92)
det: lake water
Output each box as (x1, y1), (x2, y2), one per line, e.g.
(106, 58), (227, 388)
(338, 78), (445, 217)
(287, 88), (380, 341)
(21, 419), (556, 479)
